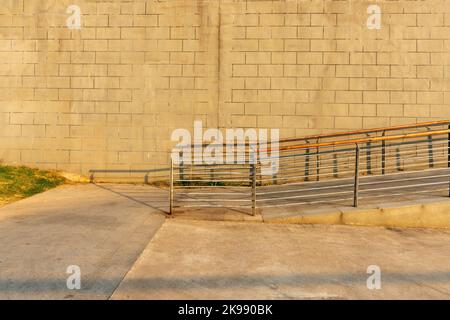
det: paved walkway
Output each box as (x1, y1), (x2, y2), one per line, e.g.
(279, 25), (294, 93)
(0, 184), (165, 299)
(1, 184), (450, 299)
(112, 219), (450, 300)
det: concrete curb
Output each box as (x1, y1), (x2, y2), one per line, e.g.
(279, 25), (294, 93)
(263, 198), (450, 229)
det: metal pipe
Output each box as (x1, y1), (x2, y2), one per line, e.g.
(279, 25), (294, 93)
(316, 143), (320, 181)
(428, 135), (434, 168)
(354, 144), (360, 207)
(187, 120), (450, 149)
(305, 147), (310, 181)
(381, 131), (386, 175)
(264, 128), (450, 153)
(251, 163), (257, 216)
(169, 158), (174, 215)
(272, 160), (278, 185)
(270, 137), (448, 162)
(256, 172), (450, 197)
(396, 147), (402, 171)
(333, 153), (338, 178)
(179, 151), (185, 184)
(366, 140), (372, 175)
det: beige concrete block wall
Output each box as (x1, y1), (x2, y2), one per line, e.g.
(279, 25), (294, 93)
(0, 0), (449, 180)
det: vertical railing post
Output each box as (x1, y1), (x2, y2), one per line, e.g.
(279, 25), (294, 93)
(448, 125), (450, 197)
(332, 153), (338, 178)
(395, 147), (402, 171)
(316, 138), (320, 181)
(316, 146), (320, 181)
(272, 160), (278, 185)
(304, 147), (310, 181)
(209, 167), (215, 185)
(381, 131), (386, 175)
(249, 145), (257, 216)
(179, 151), (185, 185)
(366, 141), (372, 175)
(169, 157), (174, 215)
(251, 162), (257, 216)
(353, 144), (360, 208)
(427, 134), (434, 168)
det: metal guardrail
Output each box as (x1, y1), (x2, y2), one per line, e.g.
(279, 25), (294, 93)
(169, 121), (450, 216)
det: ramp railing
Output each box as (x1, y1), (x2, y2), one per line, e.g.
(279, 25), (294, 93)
(169, 121), (450, 215)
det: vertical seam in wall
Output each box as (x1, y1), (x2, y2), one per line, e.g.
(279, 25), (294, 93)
(217, 0), (222, 130)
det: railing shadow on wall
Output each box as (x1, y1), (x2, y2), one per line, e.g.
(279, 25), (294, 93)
(88, 168), (170, 185)
(170, 120), (450, 216)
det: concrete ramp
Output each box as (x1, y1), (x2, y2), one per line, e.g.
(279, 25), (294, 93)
(173, 169), (450, 228)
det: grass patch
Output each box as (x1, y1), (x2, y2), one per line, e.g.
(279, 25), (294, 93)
(0, 165), (66, 205)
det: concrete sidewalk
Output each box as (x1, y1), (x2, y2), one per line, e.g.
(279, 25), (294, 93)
(112, 220), (450, 300)
(1, 183), (450, 300)
(0, 184), (165, 299)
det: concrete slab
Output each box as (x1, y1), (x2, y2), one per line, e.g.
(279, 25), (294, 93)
(112, 220), (450, 300)
(263, 197), (450, 228)
(0, 184), (165, 300)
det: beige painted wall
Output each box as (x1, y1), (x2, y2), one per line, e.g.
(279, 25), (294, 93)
(0, 0), (449, 180)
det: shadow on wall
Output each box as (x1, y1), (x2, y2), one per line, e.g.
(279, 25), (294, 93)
(89, 168), (170, 185)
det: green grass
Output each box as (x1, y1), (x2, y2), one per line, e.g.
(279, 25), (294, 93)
(0, 165), (66, 205)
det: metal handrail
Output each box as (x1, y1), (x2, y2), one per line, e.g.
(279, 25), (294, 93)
(170, 122), (450, 216)
(262, 128), (450, 152)
(275, 119), (450, 145)
(184, 120), (450, 149)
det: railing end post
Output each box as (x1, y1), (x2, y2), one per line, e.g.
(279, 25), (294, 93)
(250, 161), (257, 216)
(353, 143), (360, 208)
(169, 157), (174, 216)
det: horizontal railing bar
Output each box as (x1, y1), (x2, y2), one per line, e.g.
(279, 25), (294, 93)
(275, 147), (357, 159)
(257, 186), (448, 208)
(256, 189), (354, 202)
(384, 137), (448, 149)
(259, 137), (448, 162)
(177, 139), (449, 167)
(274, 146), (450, 169)
(183, 120), (450, 149)
(177, 192), (252, 196)
(174, 185), (250, 188)
(175, 171), (249, 175)
(276, 139), (445, 161)
(175, 179), (250, 182)
(395, 159), (449, 169)
(379, 144), (448, 158)
(175, 174), (250, 177)
(174, 165), (251, 170)
(256, 166), (450, 190)
(176, 204), (252, 208)
(257, 196), (354, 208)
(275, 120), (450, 145)
(275, 146), (444, 166)
(176, 198), (253, 202)
(271, 166), (446, 183)
(258, 169), (357, 182)
(358, 188), (448, 201)
(256, 173), (450, 196)
(264, 129), (450, 152)
(359, 180), (450, 193)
